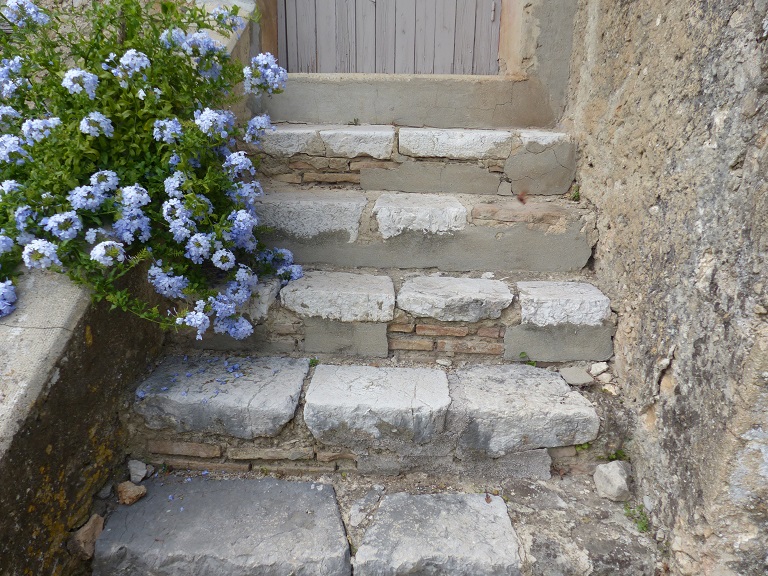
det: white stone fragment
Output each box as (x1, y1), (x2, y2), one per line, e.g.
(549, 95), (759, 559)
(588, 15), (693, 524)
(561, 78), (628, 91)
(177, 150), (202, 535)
(255, 190), (367, 242)
(398, 127), (516, 160)
(245, 279), (281, 322)
(319, 125), (395, 159)
(259, 124), (325, 156)
(517, 281), (611, 327)
(594, 461), (632, 502)
(398, 276), (514, 322)
(280, 271), (395, 322)
(590, 361), (609, 376)
(304, 365), (451, 445)
(128, 460), (147, 484)
(372, 193), (467, 239)
(517, 129), (571, 148)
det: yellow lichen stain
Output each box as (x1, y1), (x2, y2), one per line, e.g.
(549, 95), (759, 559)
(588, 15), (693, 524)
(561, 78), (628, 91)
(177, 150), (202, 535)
(660, 372), (677, 397)
(45, 444), (52, 455)
(85, 324), (93, 347)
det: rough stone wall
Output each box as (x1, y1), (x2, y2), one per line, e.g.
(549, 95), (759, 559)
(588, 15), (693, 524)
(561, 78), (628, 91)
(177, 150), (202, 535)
(566, 1), (768, 574)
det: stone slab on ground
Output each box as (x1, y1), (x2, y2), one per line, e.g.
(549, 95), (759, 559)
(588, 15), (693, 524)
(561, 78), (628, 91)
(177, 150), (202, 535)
(319, 125), (396, 159)
(372, 192), (467, 238)
(397, 276), (514, 321)
(559, 366), (595, 386)
(255, 190), (367, 243)
(280, 271), (395, 322)
(504, 323), (614, 362)
(259, 124), (326, 156)
(354, 493), (521, 576)
(134, 356), (308, 439)
(304, 365), (451, 447)
(398, 127), (516, 160)
(93, 477), (351, 575)
(304, 318), (388, 358)
(517, 281), (611, 327)
(451, 364), (600, 456)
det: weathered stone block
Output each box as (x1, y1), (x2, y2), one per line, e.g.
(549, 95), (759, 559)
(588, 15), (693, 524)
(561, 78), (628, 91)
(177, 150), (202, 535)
(260, 125), (325, 156)
(398, 276), (514, 321)
(398, 127), (515, 160)
(303, 172), (361, 184)
(304, 318), (388, 357)
(355, 493), (522, 576)
(594, 461), (632, 502)
(361, 160), (501, 194)
(372, 192), (467, 238)
(255, 190), (367, 242)
(319, 125), (395, 159)
(388, 338), (435, 351)
(245, 279), (280, 322)
(471, 201), (571, 225)
(451, 364), (600, 456)
(517, 281), (612, 326)
(504, 131), (576, 196)
(436, 340), (505, 355)
(228, 446), (314, 461)
(504, 323), (614, 363)
(559, 366), (595, 386)
(93, 478), (351, 575)
(304, 365), (451, 447)
(280, 271), (395, 322)
(146, 440), (222, 458)
(134, 356), (309, 439)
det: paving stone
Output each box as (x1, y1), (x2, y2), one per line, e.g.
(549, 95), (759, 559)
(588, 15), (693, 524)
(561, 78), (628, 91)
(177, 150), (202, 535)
(255, 190), (367, 242)
(451, 364), (600, 456)
(594, 461), (632, 502)
(398, 127), (515, 160)
(281, 271), (395, 322)
(93, 477), (351, 576)
(504, 131), (576, 196)
(559, 366), (595, 386)
(517, 281), (611, 327)
(319, 125), (395, 159)
(260, 124), (325, 156)
(355, 493), (522, 576)
(373, 192), (467, 239)
(304, 365), (451, 447)
(134, 356), (308, 439)
(304, 318), (388, 357)
(398, 276), (514, 322)
(504, 323), (615, 362)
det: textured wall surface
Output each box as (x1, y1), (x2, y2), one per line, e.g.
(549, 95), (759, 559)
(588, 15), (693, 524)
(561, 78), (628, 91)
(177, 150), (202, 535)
(567, 1), (768, 573)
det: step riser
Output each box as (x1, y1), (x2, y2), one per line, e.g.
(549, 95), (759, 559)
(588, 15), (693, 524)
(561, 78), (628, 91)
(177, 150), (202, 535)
(251, 74), (556, 129)
(255, 125), (576, 197)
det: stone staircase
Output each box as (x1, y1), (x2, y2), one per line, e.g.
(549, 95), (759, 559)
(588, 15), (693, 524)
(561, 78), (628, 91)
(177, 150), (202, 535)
(92, 121), (658, 573)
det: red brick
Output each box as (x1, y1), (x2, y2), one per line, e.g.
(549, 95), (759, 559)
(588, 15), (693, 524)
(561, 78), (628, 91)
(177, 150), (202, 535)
(388, 338), (434, 351)
(476, 326), (503, 339)
(350, 159), (396, 171)
(147, 440), (221, 459)
(416, 324), (469, 337)
(436, 340), (504, 355)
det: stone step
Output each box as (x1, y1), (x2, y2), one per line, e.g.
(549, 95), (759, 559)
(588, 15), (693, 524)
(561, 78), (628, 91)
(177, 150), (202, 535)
(256, 124), (576, 197)
(355, 493), (522, 575)
(255, 189), (592, 273)
(93, 477), (351, 575)
(132, 357), (600, 479)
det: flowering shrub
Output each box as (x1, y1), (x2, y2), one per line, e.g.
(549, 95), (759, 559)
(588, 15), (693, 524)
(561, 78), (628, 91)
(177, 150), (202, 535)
(0, 0), (300, 340)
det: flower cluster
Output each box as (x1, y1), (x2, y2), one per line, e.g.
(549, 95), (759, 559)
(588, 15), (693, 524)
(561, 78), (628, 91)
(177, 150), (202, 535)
(62, 68), (99, 99)
(243, 53), (287, 94)
(1, 0), (49, 27)
(80, 112), (114, 137)
(0, 56), (26, 100)
(153, 118), (183, 144)
(21, 117), (61, 144)
(0, 279), (16, 316)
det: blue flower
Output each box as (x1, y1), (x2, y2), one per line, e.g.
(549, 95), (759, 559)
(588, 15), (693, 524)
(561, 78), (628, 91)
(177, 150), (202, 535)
(0, 56), (27, 99)
(243, 53), (287, 95)
(84, 228), (106, 244)
(108, 49), (151, 86)
(22, 238), (61, 268)
(13, 205), (32, 231)
(278, 264), (303, 285)
(225, 209), (258, 249)
(244, 114), (273, 144)
(184, 232), (213, 264)
(213, 315), (253, 340)
(79, 112), (114, 138)
(0, 106), (20, 131)
(164, 171), (186, 198)
(222, 151), (254, 178)
(1, 180), (21, 196)
(160, 28), (186, 49)
(0, 135), (28, 165)
(1, 0), (49, 27)
(211, 248), (236, 270)
(176, 300), (211, 340)
(153, 118), (183, 144)
(119, 184), (150, 208)
(21, 117), (61, 144)
(68, 185), (106, 210)
(90, 170), (119, 192)
(62, 68), (99, 99)
(114, 207), (151, 244)
(44, 211), (82, 241)
(193, 108), (235, 139)
(0, 279), (17, 318)
(148, 262), (189, 298)
(90, 241), (125, 266)
(212, 6), (246, 33)
(182, 32), (224, 58)
(0, 234), (14, 255)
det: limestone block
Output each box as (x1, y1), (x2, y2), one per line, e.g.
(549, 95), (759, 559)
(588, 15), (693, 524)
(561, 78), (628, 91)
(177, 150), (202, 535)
(304, 365), (451, 446)
(398, 127), (515, 160)
(319, 125), (395, 159)
(504, 130), (576, 196)
(255, 191), (367, 242)
(361, 160), (501, 194)
(451, 364), (600, 456)
(245, 278), (281, 322)
(594, 461), (632, 502)
(372, 193), (467, 238)
(280, 271), (395, 322)
(517, 281), (611, 327)
(134, 356), (309, 439)
(504, 324), (614, 362)
(93, 477), (351, 575)
(398, 276), (514, 322)
(260, 124), (325, 156)
(304, 318), (388, 357)
(355, 493), (522, 576)
(68, 514), (104, 560)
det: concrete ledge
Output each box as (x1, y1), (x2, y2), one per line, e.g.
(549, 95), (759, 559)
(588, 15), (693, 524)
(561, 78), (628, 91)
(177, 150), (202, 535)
(253, 74), (556, 129)
(361, 160), (502, 195)
(504, 323), (614, 362)
(304, 318), (388, 358)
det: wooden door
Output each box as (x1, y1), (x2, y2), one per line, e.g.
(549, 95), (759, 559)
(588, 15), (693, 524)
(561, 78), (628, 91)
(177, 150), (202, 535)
(275, 0), (501, 75)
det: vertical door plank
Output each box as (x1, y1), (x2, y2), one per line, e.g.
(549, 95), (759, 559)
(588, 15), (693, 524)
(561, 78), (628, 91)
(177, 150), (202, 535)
(285, 0), (299, 71)
(277, 0), (288, 67)
(394, 0), (416, 73)
(295, 0), (317, 72)
(433, 0), (456, 74)
(488, 0), (501, 74)
(375, 0), (396, 73)
(316, 0), (337, 72)
(256, 0), (279, 58)
(414, 0), (436, 74)
(472, 0), (499, 74)
(454, 0), (476, 74)
(356, 0), (376, 72)
(336, 0), (356, 72)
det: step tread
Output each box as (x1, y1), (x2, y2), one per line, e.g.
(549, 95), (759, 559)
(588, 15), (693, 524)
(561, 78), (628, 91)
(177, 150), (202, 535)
(397, 276), (515, 322)
(355, 493), (522, 576)
(372, 192), (468, 238)
(518, 281), (612, 327)
(93, 477), (350, 576)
